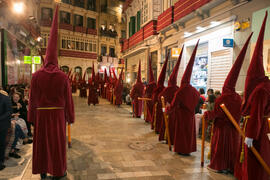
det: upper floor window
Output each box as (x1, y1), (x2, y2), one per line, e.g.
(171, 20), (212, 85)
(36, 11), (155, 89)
(60, 11), (70, 24)
(41, 8), (52, 21)
(121, 30), (126, 39)
(61, 0), (71, 4)
(109, 47), (115, 57)
(87, 0), (96, 11)
(142, 0), (148, 24)
(101, 45), (107, 56)
(87, 18), (96, 29)
(74, 14), (83, 27)
(73, 0), (85, 8)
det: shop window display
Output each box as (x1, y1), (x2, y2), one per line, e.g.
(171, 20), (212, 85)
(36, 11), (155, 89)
(191, 56), (208, 92)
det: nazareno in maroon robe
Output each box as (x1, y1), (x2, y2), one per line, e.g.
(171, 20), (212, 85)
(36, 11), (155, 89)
(28, 5), (75, 177)
(114, 69), (123, 106)
(88, 63), (99, 105)
(168, 41), (199, 154)
(205, 34), (252, 172)
(79, 71), (87, 98)
(158, 46), (183, 142)
(144, 56), (156, 123)
(151, 53), (169, 133)
(130, 61), (144, 117)
(235, 12), (270, 180)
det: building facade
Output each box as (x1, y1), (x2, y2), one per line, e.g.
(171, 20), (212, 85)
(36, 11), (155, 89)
(39, 0), (126, 79)
(121, 0), (270, 92)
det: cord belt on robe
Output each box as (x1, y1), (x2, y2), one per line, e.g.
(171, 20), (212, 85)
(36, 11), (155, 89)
(36, 107), (64, 110)
(240, 115), (270, 163)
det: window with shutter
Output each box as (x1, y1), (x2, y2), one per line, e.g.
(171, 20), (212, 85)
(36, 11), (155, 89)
(131, 16), (136, 35)
(137, 11), (141, 31)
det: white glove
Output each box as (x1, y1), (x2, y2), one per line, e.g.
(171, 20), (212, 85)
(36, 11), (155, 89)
(162, 108), (165, 113)
(245, 137), (253, 148)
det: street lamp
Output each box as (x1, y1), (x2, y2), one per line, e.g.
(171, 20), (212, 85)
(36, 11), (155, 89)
(12, 2), (24, 14)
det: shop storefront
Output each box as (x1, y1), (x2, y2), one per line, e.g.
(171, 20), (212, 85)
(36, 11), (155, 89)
(125, 50), (147, 84)
(1, 29), (41, 87)
(183, 20), (234, 92)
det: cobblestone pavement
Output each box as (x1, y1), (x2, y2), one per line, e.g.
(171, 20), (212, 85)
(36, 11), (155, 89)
(19, 95), (235, 180)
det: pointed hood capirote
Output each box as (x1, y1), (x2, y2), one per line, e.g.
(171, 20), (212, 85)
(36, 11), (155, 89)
(223, 33), (253, 94)
(181, 40), (199, 85)
(92, 63), (95, 80)
(44, 5), (59, 71)
(82, 70), (86, 83)
(242, 11), (268, 112)
(104, 68), (108, 83)
(157, 53), (169, 87)
(148, 56), (155, 83)
(168, 45), (184, 87)
(112, 69), (118, 81)
(118, 68), (124, 82)
(137, 60), (142, 83)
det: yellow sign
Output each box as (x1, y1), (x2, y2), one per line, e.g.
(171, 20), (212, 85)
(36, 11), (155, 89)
(234, 21), (241, 31)
(171, 48), (182, 58)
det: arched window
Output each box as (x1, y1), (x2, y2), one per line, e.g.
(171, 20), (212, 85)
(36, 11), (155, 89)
(61, 65), (69, 74)
(86, 67), (92, 79)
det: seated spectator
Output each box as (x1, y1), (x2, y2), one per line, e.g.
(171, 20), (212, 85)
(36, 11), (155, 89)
(11, 92), (32, 137)
(195, 88), (205, 136)
(9, 118), (32, 159)
(214, 90), (221, 99)
(199, 88), (206, 102)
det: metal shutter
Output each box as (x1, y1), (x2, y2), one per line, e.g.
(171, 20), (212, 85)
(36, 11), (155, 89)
(209, 49), (232, 91)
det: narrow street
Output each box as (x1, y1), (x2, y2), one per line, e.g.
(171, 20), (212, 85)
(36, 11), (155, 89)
(20, 95), (235, 180)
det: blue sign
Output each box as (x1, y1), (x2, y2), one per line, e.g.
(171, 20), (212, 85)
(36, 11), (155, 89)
(223, 39), (234, 47)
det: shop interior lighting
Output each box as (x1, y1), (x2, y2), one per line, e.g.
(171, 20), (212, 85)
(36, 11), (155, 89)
(184, 32), (192, 38)
(120, 4), (122, 8)
(210, 21), (221, 27)
(37, 37), (42, 42)
(196, 26), (206, 32)
(13, 2), (24, 14)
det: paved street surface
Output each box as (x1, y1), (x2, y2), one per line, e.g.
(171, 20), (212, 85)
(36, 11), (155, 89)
(18, 95), (235, 180)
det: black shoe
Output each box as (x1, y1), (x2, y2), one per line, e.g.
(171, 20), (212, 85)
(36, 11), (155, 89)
(40, 173), (47, 179)
(9, 152), (21, 159)
(23, 139), (33, 145)
(52, 172), (67, 180)
(177, 152), (190, 156)
(0, 164), (5, 171)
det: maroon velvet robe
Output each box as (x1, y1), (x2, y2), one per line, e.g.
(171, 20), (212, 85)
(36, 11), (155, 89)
(28, 70), (74, 176)
(130, 83), (144, 118)
(169, 84), (199, 154)
(151, 86), (164, 133)
(235, 80), (270, 180)
(205, 89), (241, 172)
(158, 86), (178, 142)
(79, 80), (87, 98)
(88, 80), (99, 105)
(144, 82), (156, 124)
(114, 81), (123, 105)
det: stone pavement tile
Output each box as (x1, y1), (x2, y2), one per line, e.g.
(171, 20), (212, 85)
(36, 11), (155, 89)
(173, 173), (215, 180)
(115, 172), (135, 178)
(97, 173), (117, 179)
(133, 171), (152, 177)
(133, 160), (155, 167)
(183, 167), (209, 173)
(150, 170), (170, 176)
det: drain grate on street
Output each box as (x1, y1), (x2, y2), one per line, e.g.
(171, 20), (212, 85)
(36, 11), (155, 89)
(128, 141), (154, 151)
